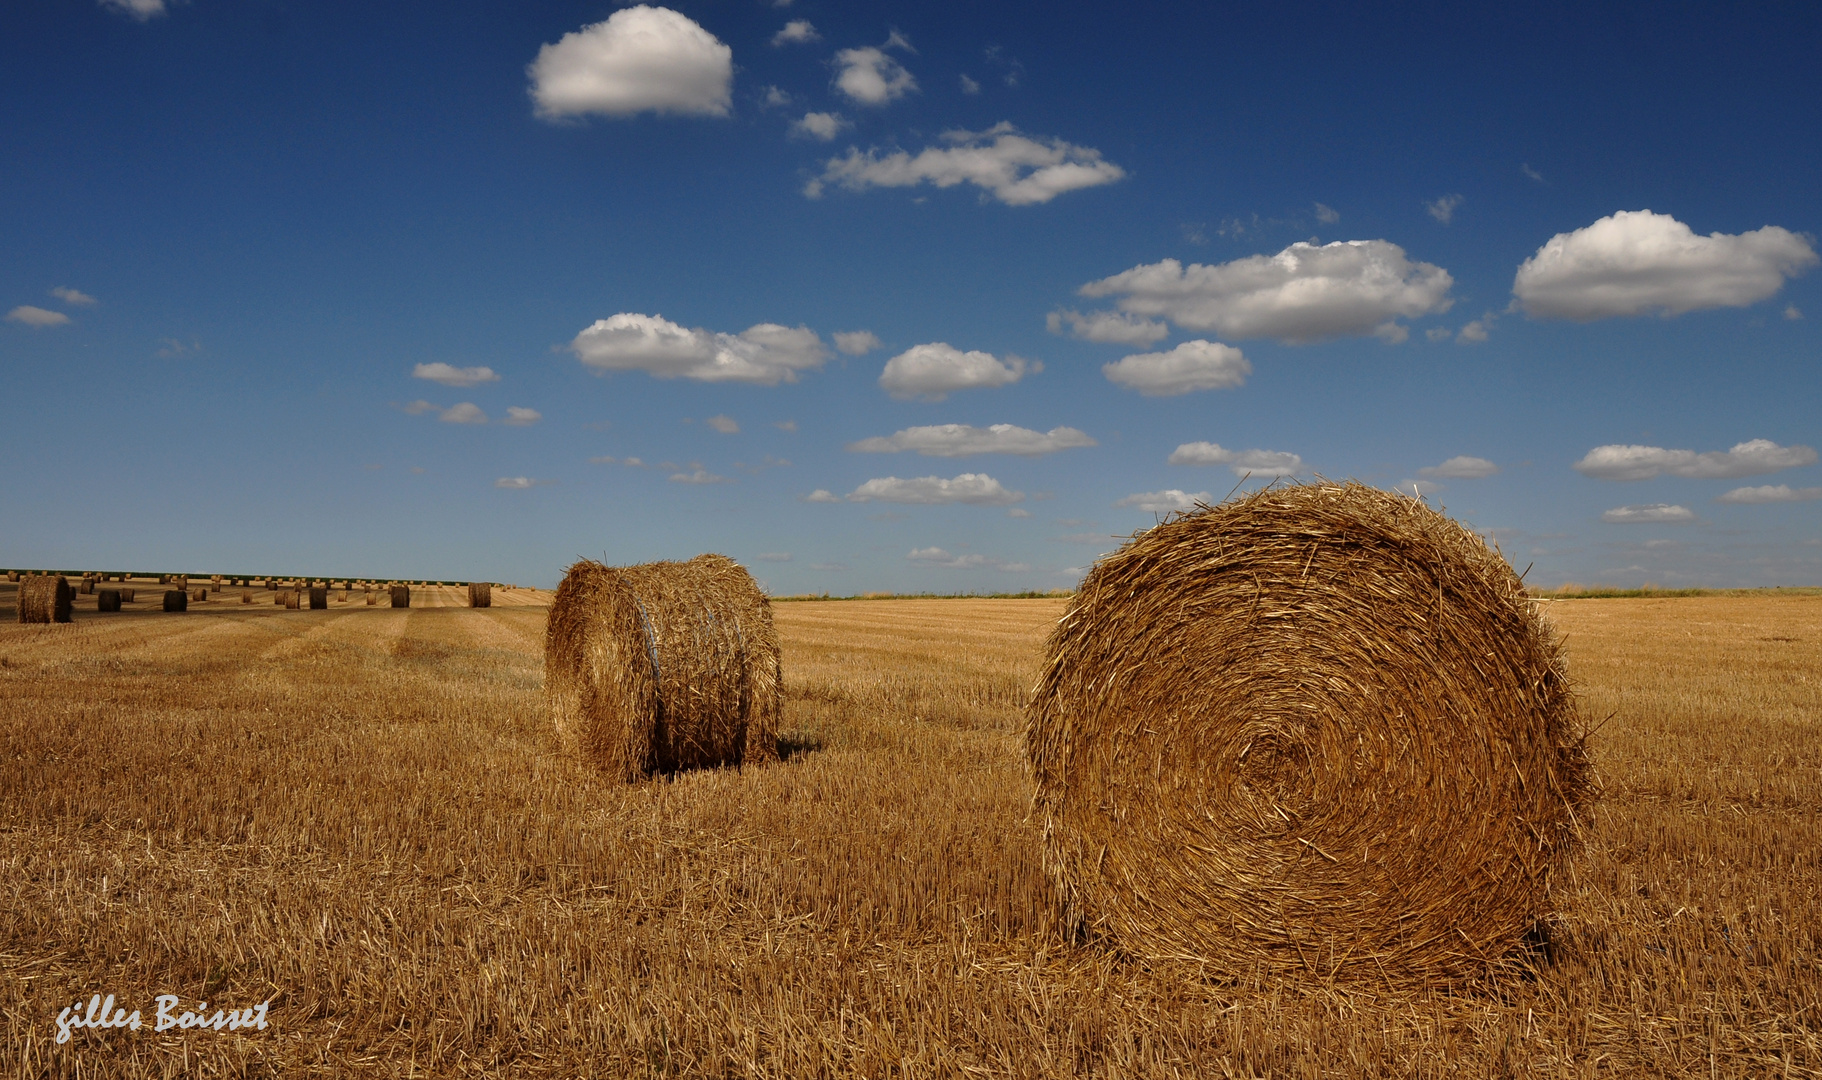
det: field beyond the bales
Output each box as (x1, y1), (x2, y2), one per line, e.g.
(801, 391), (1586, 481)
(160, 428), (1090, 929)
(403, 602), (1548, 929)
(1, 587), (1818, 1077)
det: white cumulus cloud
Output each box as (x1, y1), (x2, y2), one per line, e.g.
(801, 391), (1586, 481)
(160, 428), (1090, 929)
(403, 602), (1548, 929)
(705, 414), (739, 434)
(413, 362), (499, 387)
(440, 403), (487, 424)
(50, 287), (97, 306)
(1420, 455), (1499, 479)
(1602, 504), (1697, 524)
(847, 424), (1096, 457)
(847, 473), (1022, 505)
(503, 407), (542, 426)
(1512, 210), (1818, 320)
(1115, 490), (1211, 514)
(806, 122), (1125, 206)
(1426, 194), (1464, 224)
(790, 111), (850, 141)
(771, 19), (818, 45)
(878, 343), (1032, 400)
(1079, 240), (1455, 343)
(528, 6), (733, 120)
(1168, 442), (1303, 476)
(833, 47), (916, 106)
(1103, 340), (1250, 396)
(1715, 484), (1822, 505)
(570, 313), (828, 385)
(833, 330), (881, 355)
(100, 0), (165, 20)
(6, 306), (71, 328)
(905, 547), (1027, 571)
(803, 489), (841, 503)
(1046, 308), (1169, 345)
(1573, 439), (1817, 481)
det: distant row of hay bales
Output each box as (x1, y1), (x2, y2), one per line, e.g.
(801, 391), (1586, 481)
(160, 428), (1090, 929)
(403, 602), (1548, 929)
(548, 554), (778, 782)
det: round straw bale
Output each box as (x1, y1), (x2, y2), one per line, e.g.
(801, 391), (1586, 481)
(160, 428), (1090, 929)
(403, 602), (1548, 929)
(98, 588), (122, 612)
(284, 590), (301, 610)
(308, 585), (328, 609)
(119, 589), (135, 603)
(468, 582), (492, 608)
(5, 571), (18, 583)
(390, 585), (410, 608)
(191, 588), (207, 602)
(366, 592), (379, 605)
(546, 553), (780, 782)
(162, 590), (188, 613)
(1025, 482), (1591, 986)
(18, 574), (74, 624)
(241, 592), (252, 604)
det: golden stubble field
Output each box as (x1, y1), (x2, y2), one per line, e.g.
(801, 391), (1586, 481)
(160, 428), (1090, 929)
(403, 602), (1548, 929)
(0, 583), (1817, 1077)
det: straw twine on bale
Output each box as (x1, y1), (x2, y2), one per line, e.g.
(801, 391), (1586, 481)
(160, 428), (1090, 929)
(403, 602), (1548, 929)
(308, 585), (328, 610)
(18, 575), (74, 624)
(468, 582), (492, 608)
(390, 585), (410, 608)
(546, 553), (780, 782)
(98, 588), (122, 612)
(1025, 482), (1592, 987)
(162, 590), (188, 613)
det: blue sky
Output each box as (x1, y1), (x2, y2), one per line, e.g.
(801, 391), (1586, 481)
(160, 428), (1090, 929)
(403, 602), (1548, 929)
(4, 0), (1818, 591)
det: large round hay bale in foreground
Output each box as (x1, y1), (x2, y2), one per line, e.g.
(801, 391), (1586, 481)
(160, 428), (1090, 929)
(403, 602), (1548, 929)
(162, 590), (188, 613)
(308, 585), (328, 609)
(18, 574), (74, 624)
(468, 582), (492, 608)
(1026, 482), (1591, 986)
(547, 553), (780, 782)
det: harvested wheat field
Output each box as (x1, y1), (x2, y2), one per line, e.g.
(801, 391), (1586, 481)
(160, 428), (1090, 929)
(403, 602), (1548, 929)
(0, 583), (1817, 1077)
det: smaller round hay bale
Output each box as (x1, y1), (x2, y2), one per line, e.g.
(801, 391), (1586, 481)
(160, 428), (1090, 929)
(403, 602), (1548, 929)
(284, 590), (301, 610)
(308, 585), (328, 609)
(1026, 482), (1591, 986)
(365, 592), (379, 605)
(546, 553), (780, 782)
(468, 582), (492, 608)
(390, 585), (410, 608)
(5, 571), (18, 583)
(191, 588), (207, 602)
(162, 590), (188, 613)
(98, 589), (122, 612)
(119, 589), (135, 603)
(78, 579), (94, 595)
(19, 575), (74, 623)
(241, 592), (253, 604)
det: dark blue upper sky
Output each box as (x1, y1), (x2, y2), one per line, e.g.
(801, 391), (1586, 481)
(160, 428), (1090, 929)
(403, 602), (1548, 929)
(5, 0), (1818, 589)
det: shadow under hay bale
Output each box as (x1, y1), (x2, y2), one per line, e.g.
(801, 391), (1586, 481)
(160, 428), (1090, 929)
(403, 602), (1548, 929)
(162, 590), (187, 613)
(468, 582), (491, 608)
(1025, 481), (1592, 987)
(98, 589), (121, 612)
(390, 585), (410, 608)
(547, 553), (780, 782)
(308, 585), (328, 609)
(18, 575), (74, 624)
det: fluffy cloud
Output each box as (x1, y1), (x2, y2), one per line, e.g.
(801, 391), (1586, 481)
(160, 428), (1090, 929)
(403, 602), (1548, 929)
(50, 287), (97, 306)
(771, 19), (818, 45)
(1046, 308), (1169, 345)
(1399, 479), (1443, 496)
(1103, 340), (1249, 396)
(802, 489), (841, 503)
(1715, 484), (1822, 505)
(1314, 203), (1340, 224)
(905, 547), (1028, 571)
(1115, 490), (1211, 514)
(503, 407), (542, 426)
(571, 313), (828, 385)
(412, 362), (499, 387)
(790, 111), (849, 141)
(100, 0), (165, 20)
(1512, 210), (1818, 320)
(1602, 504), (1697, 524)
(6, 306), (70, 328)
(1419, 455), (1499, 479)
(528, 7), (733, 120)
(1168, 442), (1303, 476)
(1573, 439), (1816, 481)
(847, 424), (1096, 457)
(877, 343), (1032, 400)
(705, 414), (739, 434)
(833, 47), (916, 105)
(440, 403), (487, 424)
(847, 473), (1023, 505)
(401, 400), (438, 415)
(833, 330), (881, 355)
(1426, 194), (1464, 224)
(1079, 240), (1455, 343)
(807, 122), (1125, 206)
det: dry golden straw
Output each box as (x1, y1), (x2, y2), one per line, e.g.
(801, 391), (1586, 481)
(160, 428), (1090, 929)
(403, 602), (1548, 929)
(1025, 482), (1592, 987)
(468, 582), (492, 608)
(390, 585), (410, 608)
(17, 574), (73, 624)
(546, 553), (780, 782)
(162, 590), (188, 613)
